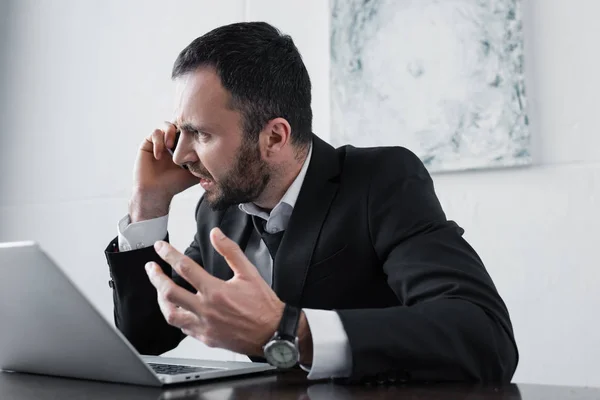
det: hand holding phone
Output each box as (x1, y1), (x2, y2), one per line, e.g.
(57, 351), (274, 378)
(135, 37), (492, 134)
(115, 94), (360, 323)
(129, 123), (198, 222)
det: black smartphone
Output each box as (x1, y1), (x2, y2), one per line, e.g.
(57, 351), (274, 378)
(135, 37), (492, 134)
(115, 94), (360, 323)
(166, 130), (188, 170)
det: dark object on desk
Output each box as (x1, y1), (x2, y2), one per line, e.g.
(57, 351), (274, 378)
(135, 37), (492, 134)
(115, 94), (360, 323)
(2, 369), (600, 400)
(107, 134), (518, 382)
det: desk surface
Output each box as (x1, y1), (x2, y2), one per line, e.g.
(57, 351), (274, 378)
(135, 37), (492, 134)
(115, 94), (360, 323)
(1, 370), (599, 400)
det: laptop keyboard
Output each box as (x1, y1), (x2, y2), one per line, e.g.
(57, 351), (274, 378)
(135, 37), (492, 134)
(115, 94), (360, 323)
(148, 363), (220, 375)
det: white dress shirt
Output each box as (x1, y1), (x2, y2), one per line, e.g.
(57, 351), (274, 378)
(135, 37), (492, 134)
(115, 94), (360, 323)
(117, 143), (352, 380)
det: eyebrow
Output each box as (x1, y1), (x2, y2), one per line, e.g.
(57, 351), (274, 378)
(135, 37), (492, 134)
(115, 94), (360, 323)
(178, 122), (200, 133)
(177, 121), (217, 135)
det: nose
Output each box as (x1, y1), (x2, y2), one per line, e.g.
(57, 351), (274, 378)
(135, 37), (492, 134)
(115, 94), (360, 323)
(172, 132), (198, 168)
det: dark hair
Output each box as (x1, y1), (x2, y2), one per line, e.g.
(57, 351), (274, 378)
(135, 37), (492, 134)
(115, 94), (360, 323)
(172, 22), (313, 147)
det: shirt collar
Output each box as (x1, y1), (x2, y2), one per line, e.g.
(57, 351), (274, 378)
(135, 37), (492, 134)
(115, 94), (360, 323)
(239, 142), (313, 220)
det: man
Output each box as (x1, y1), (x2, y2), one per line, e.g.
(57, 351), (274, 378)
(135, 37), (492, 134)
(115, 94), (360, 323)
(104, 22), (518, 383)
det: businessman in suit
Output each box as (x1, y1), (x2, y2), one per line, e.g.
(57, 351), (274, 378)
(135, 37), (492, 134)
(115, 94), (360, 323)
(104, 22), (518, 383)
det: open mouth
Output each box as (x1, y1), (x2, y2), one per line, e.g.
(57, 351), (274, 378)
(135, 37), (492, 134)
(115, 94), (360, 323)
(199, 177), (215, 190)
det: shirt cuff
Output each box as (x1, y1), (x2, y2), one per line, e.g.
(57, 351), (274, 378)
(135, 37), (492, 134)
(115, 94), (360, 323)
(300, 309), (353, 380)
(117, 214), (168, 252)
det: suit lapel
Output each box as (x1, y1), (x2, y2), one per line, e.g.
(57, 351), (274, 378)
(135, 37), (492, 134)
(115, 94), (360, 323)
(273, 135), (342, 306)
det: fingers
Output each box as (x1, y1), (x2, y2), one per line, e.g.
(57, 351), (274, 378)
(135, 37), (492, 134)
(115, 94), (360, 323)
(156, 295), (200, 330)
(153, 241), (221, 293)
(150, 129), (166, 160)
(209, 228), (260, 279)
(146, 122), (177, 161)
(145, 262), (202, 314)
(162, 121), (178, 152)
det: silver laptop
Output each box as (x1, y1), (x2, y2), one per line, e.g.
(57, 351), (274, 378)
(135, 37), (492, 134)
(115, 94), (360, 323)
(0, 241), (275, 386)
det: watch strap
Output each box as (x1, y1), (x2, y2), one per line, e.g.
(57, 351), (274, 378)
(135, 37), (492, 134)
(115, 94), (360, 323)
(277, 304), (301, 341)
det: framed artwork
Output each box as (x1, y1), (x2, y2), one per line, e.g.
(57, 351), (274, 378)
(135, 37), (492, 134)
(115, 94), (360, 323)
(330, 0), (530, 172)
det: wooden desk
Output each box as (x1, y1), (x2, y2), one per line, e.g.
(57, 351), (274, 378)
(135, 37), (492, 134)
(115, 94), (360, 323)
(1, 369), (598, 399)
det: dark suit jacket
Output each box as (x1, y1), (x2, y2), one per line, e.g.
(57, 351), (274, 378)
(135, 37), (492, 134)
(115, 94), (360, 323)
(105, 134), (518, 383)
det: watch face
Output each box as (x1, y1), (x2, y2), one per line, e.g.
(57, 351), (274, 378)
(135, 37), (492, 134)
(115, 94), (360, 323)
(264, 339), (298, 369)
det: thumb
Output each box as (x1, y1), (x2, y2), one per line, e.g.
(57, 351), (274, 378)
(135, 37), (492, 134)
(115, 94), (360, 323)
(210, 228), (260, 278)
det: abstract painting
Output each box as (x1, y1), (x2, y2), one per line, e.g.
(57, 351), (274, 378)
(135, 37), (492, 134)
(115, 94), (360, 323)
(330, 0), (530, 172)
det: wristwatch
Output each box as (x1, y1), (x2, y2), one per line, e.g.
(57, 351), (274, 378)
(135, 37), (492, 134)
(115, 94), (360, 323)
(263, 304), (301, 369)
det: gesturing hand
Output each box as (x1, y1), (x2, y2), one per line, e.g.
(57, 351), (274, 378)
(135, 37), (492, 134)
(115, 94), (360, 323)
(145, 228), (285, 356)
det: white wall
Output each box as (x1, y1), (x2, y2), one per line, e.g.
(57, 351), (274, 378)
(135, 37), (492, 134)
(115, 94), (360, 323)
(0, 0), (11, 155)
(0, 0), (598, 387)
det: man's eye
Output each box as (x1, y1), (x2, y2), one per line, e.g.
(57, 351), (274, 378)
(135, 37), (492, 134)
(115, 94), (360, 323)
(194, 131), (210, 140)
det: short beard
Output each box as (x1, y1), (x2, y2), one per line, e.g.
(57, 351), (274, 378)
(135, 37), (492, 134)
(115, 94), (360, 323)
(203, 138), (271, 211)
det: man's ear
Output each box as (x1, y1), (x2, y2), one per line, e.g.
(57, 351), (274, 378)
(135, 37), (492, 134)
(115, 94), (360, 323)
(259, 118), (292, 157)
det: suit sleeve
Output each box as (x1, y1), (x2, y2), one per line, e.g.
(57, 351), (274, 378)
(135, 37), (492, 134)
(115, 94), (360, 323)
(104, 198), (205, 356)
(336, 148), (519, 383)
